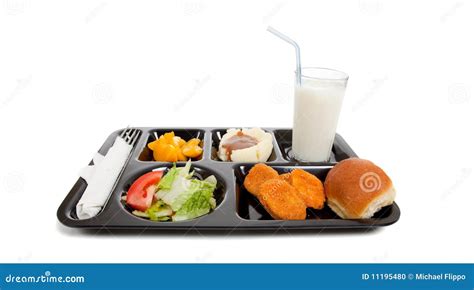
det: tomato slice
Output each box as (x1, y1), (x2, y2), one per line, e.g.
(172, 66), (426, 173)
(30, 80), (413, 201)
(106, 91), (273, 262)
(126, 170), (164, 211)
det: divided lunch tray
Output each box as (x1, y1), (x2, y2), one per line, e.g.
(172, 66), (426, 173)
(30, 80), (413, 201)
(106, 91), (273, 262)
(57, 128), (401, 230)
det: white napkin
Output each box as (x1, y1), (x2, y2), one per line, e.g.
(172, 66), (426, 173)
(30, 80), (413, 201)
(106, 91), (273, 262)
(76, 136), (132, 219)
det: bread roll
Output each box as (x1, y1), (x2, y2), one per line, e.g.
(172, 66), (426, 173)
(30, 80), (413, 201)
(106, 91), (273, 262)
(324, 158), (395, 219)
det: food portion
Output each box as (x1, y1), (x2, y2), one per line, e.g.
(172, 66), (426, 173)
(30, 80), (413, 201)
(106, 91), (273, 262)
(243, 163), (279, 196)
(289, 169), (325, 210)
(124, 161), (217, 221)
(218, 128), (273, 162)
(126, 171), (164, 212)
(243, 163), (325, 220)
(243, 159), (395, 220)
(259, 179), (306, 220)
(324, 158), (395, 219)
(147, 131), (203, 162)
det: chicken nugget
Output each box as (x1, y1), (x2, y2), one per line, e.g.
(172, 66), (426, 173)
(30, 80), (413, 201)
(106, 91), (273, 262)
(244, 163), (279, 196)
(278, 173), (291, 184)
(258, 179), (306, 220)
(290, 169), (325, 209)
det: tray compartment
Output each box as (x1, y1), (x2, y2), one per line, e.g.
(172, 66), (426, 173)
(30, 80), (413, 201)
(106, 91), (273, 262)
(119, 163), (227, 222)
(234, 164), (396, 222)
(210, 128), (279, 162)
(138, 128), (205, 162)
(274, 129), (357, 163)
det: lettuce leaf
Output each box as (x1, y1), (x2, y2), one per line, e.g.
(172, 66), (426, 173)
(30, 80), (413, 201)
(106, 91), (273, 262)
(172, 178), (217, 221)
(156, 161), (196, 211)
(158, 164), (179, 190)
(154, 160), (218, 221)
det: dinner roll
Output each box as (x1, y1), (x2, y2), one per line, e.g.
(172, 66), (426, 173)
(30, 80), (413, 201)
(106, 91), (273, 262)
(324, 158), (395, 219)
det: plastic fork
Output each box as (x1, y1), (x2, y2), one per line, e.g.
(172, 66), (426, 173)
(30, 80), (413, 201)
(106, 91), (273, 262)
(120, 127), (140, 146)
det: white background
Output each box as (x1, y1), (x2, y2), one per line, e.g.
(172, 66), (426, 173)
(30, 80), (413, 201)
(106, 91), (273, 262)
(0, 0), (473, 263)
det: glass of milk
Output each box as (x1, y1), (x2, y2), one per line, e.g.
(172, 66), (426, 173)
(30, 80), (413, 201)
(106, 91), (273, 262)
(293, 67), (349, 162)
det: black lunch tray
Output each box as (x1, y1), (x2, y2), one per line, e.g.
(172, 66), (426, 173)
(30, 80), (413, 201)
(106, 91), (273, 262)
(57, 127), (400, 230)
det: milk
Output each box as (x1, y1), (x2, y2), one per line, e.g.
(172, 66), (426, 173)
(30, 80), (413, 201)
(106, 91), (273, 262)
(293, 78), (346, 162)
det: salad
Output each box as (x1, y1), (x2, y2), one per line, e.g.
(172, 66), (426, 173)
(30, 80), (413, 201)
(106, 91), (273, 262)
(125, 161), (217, 221)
